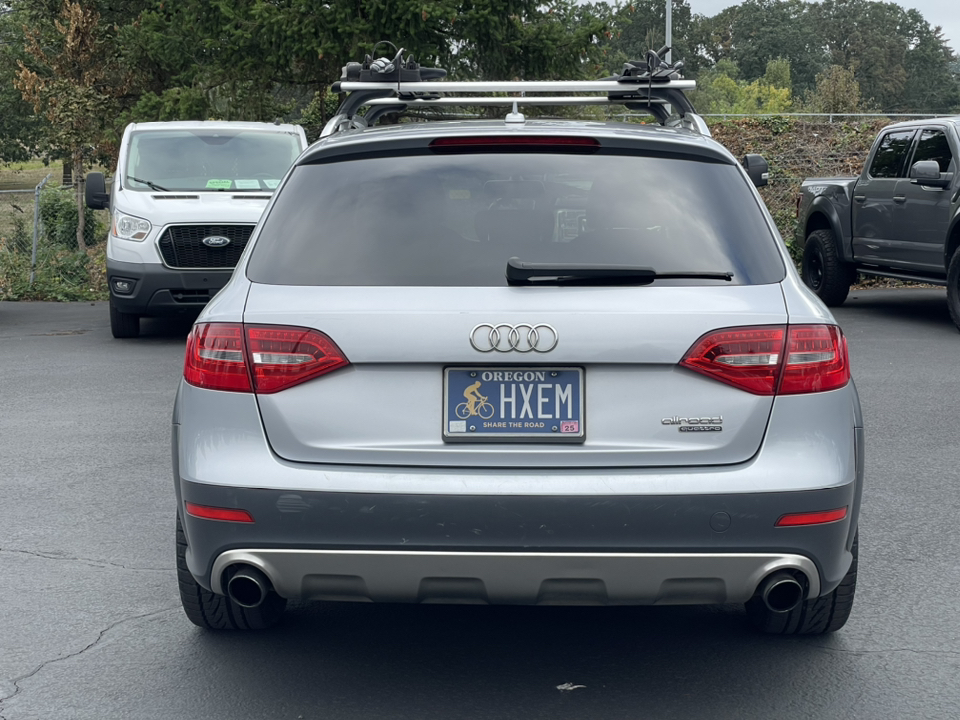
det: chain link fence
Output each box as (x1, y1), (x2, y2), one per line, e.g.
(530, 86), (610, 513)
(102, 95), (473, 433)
(0, 180), (109, 301)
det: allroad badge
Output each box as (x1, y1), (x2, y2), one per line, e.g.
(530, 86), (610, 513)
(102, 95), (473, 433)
(202, 235), (231, 248)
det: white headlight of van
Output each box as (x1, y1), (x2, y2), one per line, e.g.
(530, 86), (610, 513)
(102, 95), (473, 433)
(113, 212), (152, 241)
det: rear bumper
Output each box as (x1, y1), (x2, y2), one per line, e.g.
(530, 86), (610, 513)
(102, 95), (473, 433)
(210, 548), (821, 605)
(179, 478), (857, 605)
(108, 258), (233, 317)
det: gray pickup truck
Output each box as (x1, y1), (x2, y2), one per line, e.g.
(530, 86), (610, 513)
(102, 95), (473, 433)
(796, 116), (960, 329)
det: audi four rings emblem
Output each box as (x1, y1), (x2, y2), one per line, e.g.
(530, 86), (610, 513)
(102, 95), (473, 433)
(469, 323), (559, 353)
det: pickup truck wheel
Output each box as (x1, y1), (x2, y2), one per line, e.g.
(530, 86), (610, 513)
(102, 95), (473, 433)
(802, 229), (854, 306)
(746, 531), (858, 635)
(109, 298), (141, 339)
(947, 249), (960, 332)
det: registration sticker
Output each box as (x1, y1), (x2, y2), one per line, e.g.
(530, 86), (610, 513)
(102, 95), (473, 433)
(205, 179), (232, 189)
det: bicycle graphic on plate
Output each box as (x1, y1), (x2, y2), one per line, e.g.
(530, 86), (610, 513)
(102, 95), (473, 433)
(455, 394), (495, 419)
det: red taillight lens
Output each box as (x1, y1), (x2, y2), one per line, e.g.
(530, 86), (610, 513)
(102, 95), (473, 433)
(680, 325), (785, 395)
(184, 323), (349, 394)
(185, 502), (255, 523)
(184, 323), (252, 392)
(680, 324), (850, 396)
(430, 136), (599, 152)
(246, 325), (349, 394)
(779, 325), (850, 394)
(776, 506), (847, 527)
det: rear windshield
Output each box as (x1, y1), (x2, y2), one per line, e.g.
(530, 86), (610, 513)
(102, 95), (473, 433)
(246, 152), (785, 286)
(125, 129), (301, 193)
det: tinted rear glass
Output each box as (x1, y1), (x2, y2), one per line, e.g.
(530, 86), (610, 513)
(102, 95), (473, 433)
(246, 152), (785, 286)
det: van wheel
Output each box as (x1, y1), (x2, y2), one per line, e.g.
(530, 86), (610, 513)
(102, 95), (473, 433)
(947, 248), (960, 332)
(746, 531), (858, 635)
(801, 229), (855, 306)
(109, 298), (140, 339)
(176, 515), (286, 630)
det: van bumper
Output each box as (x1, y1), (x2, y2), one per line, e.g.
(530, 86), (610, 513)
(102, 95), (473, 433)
(108, 259), (234, 317)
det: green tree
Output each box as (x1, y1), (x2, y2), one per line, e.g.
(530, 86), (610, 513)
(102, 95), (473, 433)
(698, 0), (825, 95)
(15, 1), (131, 250)
(0, 7), (42, 162)
(802, 65), (866, 114)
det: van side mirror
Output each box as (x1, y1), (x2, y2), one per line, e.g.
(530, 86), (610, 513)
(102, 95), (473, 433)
(85, 172), (110, 209)
(910, 160), (951, 189)
(742, 154), (769, 188)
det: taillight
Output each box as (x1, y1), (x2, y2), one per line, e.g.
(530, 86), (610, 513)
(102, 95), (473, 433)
(779, 325), (849, 394)
(184, 323), (252, 392)
(680, 326), (785, 395)
(245, 325), (349, 394)
(184, 323), (349, 394)
(680, 324), (849, 396)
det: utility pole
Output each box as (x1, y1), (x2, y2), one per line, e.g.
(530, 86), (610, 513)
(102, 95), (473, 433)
(666, 0), (672, 63)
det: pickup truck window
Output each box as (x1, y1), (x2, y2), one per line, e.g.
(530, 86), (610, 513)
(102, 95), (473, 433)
(912, 129), (953, 173)
(868, 130), (916, 178)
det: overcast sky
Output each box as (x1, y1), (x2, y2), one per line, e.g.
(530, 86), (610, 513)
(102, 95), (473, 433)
(687, 0), (959, 53)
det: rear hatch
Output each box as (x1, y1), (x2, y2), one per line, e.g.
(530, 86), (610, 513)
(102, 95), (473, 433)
(240, 134), (789, 469)
(244, 284), (786, 468)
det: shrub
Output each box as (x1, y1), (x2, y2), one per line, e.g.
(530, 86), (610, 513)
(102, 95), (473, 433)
(37, 185), (107, 250)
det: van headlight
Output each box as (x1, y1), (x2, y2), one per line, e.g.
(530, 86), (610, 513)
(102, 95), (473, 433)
(113, 212), (151, 241)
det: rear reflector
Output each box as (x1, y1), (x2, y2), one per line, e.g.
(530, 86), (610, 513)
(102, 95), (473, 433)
(680, 324), (850, 396)
(775, 507), (848, 527)
(430, 136), (599, 152)
(185, 502), (255, 523)
(184, 323), (350, 394)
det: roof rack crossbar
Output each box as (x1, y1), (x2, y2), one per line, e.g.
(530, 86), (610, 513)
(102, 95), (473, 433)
(325, 45), (700, 138)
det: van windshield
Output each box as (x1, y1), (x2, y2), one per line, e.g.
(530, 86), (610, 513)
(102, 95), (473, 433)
(124, 129), (301, 192)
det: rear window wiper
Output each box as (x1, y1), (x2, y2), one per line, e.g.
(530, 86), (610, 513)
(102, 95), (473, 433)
(506, 257), (734, 286)
(128, 176), (169, 192)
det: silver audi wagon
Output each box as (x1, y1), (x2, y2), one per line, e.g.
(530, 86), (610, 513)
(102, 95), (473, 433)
(173, 50), (862, 634)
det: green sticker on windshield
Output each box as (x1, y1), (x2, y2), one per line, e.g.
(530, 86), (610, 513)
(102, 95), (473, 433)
(205, 179), (232, 189)
(263, 179), (280, 189)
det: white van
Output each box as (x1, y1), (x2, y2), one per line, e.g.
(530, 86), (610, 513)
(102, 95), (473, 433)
(86, 121), (308, 338)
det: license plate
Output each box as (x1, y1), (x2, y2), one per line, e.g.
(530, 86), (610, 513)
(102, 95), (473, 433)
(443, 367), (584, 442)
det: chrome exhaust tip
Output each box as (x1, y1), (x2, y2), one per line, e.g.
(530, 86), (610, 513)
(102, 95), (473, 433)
(226, 565), (271, 608)
(758, 571), (805, 613)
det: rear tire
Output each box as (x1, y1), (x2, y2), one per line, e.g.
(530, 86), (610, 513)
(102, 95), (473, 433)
(176, 515), (286, 630)
(947, 248), (960, 332)
(109, 298), (140, 339)
(801, 229), (856, 307)
(746, 531), (858, 635)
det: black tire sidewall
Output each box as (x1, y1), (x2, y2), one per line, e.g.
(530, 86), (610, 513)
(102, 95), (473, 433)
(947, 249), (960, 332)
(801, 229), (851, 307)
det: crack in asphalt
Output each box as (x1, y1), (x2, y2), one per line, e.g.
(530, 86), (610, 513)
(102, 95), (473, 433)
(0, 547), (168, 573)
(0, 606), (178, 718)
(807, 643), (960, 657)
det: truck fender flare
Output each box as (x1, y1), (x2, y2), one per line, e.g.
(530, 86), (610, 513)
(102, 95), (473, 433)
(946, 211), (960, 265)
(805, 197), (851, 262)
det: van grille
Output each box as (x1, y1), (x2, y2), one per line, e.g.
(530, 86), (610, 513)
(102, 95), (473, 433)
(157, 225), (254, 269)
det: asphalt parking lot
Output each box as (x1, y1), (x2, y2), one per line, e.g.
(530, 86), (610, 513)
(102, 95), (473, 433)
(1, 288), (959, 719)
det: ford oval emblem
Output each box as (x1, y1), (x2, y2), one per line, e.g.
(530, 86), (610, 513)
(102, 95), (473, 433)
(202, 235), (231, 248)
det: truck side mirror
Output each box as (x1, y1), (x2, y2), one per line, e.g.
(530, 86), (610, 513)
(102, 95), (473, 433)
(85, 171), (110, 209)
(909, 160), (951, 189)
(742, 154), (769, 188)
